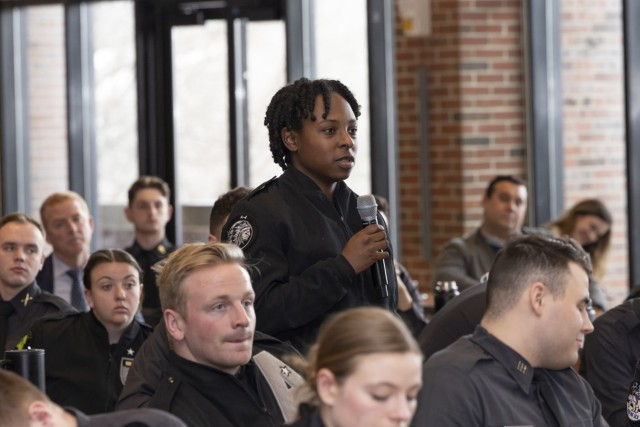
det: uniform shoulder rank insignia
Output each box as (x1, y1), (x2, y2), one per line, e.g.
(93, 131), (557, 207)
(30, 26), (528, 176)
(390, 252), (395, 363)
(120, 356), (135, 385)
(227, 214), (256, 249)
(247, 176), (277, 199)
(280, 365), (292, 378)
(516, 360), (528, 374)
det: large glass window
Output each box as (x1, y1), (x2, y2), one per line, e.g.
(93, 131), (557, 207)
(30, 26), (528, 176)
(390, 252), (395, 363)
(315, 0), (371, 195)
(173, 20), (229, 242)
(26, 5), (68, 218)
(93, 0), (138, 248)
(247, 20), (287, 186)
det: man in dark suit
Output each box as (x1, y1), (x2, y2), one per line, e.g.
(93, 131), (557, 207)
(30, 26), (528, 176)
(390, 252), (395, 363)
(36, 191), (94, 311)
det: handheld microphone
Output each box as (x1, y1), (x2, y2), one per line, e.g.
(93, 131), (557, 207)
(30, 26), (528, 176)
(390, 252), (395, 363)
(357, 195), (390, 300)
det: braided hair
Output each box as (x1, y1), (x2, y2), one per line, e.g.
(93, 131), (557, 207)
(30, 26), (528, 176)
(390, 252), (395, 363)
(264, 78), (361, 171)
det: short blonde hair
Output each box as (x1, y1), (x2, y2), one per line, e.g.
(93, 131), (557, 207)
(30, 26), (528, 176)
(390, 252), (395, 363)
(0, 369), (51, 426)
(157, 242), (246, 318)
(39, 191), (90, 229)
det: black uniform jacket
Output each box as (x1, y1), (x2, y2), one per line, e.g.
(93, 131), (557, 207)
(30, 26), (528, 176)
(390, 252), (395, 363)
(24, 310), (152, 414)
(149, 353), (284, 427)
(116, 321), (301, 410)
(286, 405), (326, 427)
(3, 281), (74, 350)
(125, 237), (174, 326)
(583, 297), (640, 426)
(222, 167), (398, 351)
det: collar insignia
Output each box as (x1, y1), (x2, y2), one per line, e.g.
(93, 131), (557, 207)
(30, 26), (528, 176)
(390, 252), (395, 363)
(516, 360), (528, 374)
(21, 294), (33, 307)
(280, 365), (292, 377)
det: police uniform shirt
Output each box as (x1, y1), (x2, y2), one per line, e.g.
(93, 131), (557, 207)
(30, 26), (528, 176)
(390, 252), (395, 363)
(24, 310), (152, 414)
(583, 298), (640, 426)
(1, 282), (74, 350)
(149, 352), (284, 427)
(222, 166), (398, 352)
(125, 238), (174, 326)
(418, 281), (487, 361)
(411, 326), (607, 426)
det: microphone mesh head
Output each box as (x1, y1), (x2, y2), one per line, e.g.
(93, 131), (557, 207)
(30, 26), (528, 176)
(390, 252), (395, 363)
(357, 195), (378, 222)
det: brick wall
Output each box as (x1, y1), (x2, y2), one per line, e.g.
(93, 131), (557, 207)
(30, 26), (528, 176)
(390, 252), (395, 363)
(395, 0), (628, 306)
(396, 0), (526, 289)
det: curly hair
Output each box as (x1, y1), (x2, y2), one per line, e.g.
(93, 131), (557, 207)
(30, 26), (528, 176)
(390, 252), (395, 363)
(264, 78), (361, 171)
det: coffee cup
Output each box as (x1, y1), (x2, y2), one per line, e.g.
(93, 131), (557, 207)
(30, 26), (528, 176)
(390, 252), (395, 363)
(0, 348), (45, 392)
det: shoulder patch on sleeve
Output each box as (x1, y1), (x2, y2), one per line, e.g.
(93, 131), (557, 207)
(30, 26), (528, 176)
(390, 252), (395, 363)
(226, 214), (256, 250)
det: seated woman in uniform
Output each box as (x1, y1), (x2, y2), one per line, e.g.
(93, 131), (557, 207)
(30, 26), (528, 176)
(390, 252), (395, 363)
(547, 198), (612, 312)
(22, 249), (151, 414)
(287, 306), (423, 427)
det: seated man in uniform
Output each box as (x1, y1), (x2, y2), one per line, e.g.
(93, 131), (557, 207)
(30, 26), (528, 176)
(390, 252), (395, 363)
(412, 234), (607, 426)
(0, 369), (186, 427)
(0, 213), (74, 350)
(124, 175), (174, 326)
(432, 175), (528, 291)
(117, 242), (301, 427)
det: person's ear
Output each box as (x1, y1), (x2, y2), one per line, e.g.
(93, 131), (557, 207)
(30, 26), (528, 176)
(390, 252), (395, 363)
(27, 401), (54, 426)
(316, 368), (339, 406)
(165, 309), (186, 342)
(124, 206), (133, 223)
(281, 128), (298, 152)
(38, 253), (45, 272)
(84, 288), (95, 310)
(481, 193), (490, 209)
(529, 281), (547, 316)
(45, 228), (53, 246)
